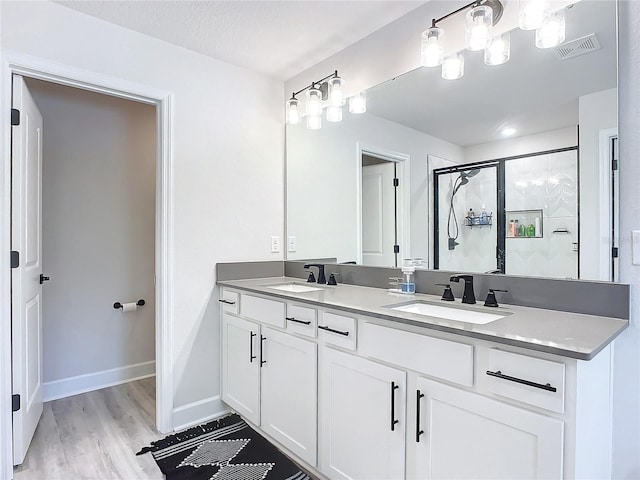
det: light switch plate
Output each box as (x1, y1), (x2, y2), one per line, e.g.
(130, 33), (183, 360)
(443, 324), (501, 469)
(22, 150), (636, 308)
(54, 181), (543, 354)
(288, 236), (296, 252)
(633, 231), (640, 265)
(271, 236), (281, 253)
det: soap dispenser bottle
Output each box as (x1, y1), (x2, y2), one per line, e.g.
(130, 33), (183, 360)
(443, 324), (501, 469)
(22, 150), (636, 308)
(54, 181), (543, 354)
(401, 260), (416, 294)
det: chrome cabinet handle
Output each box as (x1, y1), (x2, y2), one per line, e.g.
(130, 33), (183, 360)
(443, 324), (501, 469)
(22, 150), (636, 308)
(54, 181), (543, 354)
(249, 332), (256, 363)
(486, 370), (557, 392)
(260, 336), (267, 367)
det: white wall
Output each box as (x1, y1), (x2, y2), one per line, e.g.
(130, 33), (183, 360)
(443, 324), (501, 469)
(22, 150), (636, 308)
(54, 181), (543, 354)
(463, 126), (578, 163)
(286, 1), (639, 475)
(1, 0), (284, 427)
(578, 88), (618, 281)
(287, 112), (463, 263)
(26, 79), (156, 399)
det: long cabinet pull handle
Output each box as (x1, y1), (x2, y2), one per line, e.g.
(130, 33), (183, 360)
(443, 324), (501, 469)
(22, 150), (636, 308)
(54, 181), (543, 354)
(486, 370), (557, 392)
(286, 316), (311, 325)
(260, 336), (267, 367)
(249, 332), (257, 363)
(318, 325), (349, 336)
(390, 382), (399, 431)
(416, 390), (425, 442)
(218, 299), (236, 305)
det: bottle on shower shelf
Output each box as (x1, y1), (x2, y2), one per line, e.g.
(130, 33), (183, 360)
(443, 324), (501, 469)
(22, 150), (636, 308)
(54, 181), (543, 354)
(480, 208), (488, 225)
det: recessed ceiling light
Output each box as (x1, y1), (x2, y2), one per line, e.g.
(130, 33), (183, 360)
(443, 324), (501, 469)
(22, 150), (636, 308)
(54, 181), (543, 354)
(501, 127), (517, 136)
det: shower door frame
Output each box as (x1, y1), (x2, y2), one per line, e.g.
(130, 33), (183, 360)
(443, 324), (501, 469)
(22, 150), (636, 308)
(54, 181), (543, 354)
(433, 145), (579, 274)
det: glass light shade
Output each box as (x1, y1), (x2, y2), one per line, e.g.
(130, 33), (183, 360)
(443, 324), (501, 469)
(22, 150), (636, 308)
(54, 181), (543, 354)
(328, 76), (344, 107)
(307, 114), (322, 130)
(306, 86), (323, 117)
(442, 52), (464, 80)
(535, 9), (565, 48)
(519, 0), (549, 30)
(421, 27), (444, 67)
(465, 5), (492, 51)
(484, 32), (511, 66)
(326, 106), (343, 122)
(286, 97), (301, 125)
(349, 92), (367, 114)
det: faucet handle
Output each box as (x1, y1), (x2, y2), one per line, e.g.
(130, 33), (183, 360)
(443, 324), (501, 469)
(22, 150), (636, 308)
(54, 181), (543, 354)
(436, 283), (455, 302)
(484, 289), (508, 307)
(327, 273), (340, 286)
(306, 271), (316, 283)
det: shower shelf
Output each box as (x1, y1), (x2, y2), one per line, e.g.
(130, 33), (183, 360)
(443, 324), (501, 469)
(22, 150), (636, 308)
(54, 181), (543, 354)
(465, 215), (492, 227)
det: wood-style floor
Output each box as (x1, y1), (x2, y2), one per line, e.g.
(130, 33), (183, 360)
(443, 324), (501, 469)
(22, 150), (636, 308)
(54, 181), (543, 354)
(13, 377), (164, 480)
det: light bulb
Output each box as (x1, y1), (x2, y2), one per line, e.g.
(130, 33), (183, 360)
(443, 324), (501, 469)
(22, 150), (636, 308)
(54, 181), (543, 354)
(328, 76), (344, 107)
(286, 96), (301, 125)
(484, 32), (510, 66)
(442, 52), (464, 80)
(421, 27), (444, 67)
(535, 9), (565, 48)
(326, 106), (343, 122)
(306, 86), (323, 117)
(307, 115), (322, 130)
(349, 92), (366, 114)
(465, 5), (492, 51)
(519, 0), (549, 30)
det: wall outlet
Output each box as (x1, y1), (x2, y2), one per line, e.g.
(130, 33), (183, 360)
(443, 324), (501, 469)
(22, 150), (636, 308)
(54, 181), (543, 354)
(271, 236), (281, 253)
(288, 236), (296, 252)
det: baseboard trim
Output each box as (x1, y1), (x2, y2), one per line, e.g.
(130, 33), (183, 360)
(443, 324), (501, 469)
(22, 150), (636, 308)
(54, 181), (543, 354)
(172, 395), (230, 431)
(42, 361), (156, 402)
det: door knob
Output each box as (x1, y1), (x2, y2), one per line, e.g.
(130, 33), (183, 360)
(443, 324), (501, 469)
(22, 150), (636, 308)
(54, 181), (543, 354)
(39, 274), (50, 284)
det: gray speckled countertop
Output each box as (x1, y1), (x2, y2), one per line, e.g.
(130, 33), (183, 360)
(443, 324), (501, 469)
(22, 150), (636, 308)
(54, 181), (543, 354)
(218, 276), (628, 360)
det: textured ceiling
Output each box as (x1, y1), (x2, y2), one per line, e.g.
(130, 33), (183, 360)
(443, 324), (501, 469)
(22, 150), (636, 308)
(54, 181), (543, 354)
(55, 0), (426, 80)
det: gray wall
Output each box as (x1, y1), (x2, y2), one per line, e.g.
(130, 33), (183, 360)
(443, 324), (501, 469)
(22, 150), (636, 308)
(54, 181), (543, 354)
(27, 79), (156, 387)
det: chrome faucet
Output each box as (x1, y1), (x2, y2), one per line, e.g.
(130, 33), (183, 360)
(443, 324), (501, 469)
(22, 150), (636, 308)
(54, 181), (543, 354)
(304, 263), (326, 284)
(450, 274), (476, 304)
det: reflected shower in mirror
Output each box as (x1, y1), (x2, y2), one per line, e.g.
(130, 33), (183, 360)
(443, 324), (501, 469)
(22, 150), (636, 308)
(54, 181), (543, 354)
(286, 0), (617, 281)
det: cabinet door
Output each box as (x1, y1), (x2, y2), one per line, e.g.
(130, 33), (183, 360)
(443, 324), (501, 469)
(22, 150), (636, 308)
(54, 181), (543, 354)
(414, 377), (564, 480)
(321, 347), (406, 480)
(261, 327), (317, 466)
(221, 313), (260, 425)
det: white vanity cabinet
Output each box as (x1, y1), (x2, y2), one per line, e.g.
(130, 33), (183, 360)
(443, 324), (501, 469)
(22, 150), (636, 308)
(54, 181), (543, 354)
(220, 289), (318, 466)
(320, 347), (406, 480)
(413, 377), (564, 479)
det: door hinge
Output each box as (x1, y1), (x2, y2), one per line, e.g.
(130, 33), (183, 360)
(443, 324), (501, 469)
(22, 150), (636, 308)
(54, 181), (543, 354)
(393, 178), (399, 187)
(393, 245), (400, 254)
(612, 159), (618, 171)
(10, 251), (19, 269)
(11, 109), (20, 126)
(12, 394), (20, 412)
(612, 246), (619, 258)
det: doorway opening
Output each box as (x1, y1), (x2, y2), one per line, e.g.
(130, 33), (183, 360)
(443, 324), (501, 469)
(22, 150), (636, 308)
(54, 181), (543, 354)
(357, 146), (410, 268)
(2, 55), (172, 478)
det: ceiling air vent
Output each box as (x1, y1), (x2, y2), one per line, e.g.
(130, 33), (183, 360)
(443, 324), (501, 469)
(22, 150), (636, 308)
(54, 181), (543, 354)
(553, 33), (601, 60)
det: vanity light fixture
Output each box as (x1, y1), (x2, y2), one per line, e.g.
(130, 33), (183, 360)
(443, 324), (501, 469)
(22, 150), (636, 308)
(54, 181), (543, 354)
(421, 0), (569, 79)
(286, 70), (363, 129)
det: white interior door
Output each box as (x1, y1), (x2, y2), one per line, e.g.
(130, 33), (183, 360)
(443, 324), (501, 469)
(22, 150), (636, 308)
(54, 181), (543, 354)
(11, 75), (44, 465)
(362, 162), (397, 267)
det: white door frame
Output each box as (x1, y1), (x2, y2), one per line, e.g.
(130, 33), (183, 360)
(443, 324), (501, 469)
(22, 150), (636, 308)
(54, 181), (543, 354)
(0, 51), (173, 478)
(356, 143), (410, 266)
(598, 128), (619, 281)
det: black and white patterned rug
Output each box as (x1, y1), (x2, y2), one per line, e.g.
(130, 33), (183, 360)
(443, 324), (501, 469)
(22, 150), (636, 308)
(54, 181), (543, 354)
(137, 413), (312, 480)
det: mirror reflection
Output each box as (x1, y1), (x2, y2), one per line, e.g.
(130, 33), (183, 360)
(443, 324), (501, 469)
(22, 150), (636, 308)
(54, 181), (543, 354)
(286, 0), (617, 281)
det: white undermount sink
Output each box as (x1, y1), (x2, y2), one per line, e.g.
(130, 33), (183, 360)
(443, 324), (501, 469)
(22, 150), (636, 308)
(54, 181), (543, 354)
(389, 302), (507, 325)
(262, 282), (324, 293)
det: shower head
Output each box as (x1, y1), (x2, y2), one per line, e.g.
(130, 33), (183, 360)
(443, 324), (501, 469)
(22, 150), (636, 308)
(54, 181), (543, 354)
(461, 168), (480, 179)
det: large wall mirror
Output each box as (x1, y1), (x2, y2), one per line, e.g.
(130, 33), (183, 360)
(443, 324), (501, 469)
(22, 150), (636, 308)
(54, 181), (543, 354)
(286, 0), (617, 281)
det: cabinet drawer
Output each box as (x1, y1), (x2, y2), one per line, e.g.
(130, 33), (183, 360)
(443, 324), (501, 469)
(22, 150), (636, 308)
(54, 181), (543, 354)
(286, 304), (317, 338)
(486, 348), (565, 413)
(360, 322), (474, 387)
(318, 311), (356, 350)
(219, 289), (239, 314)
(241, 294), (286, 328)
